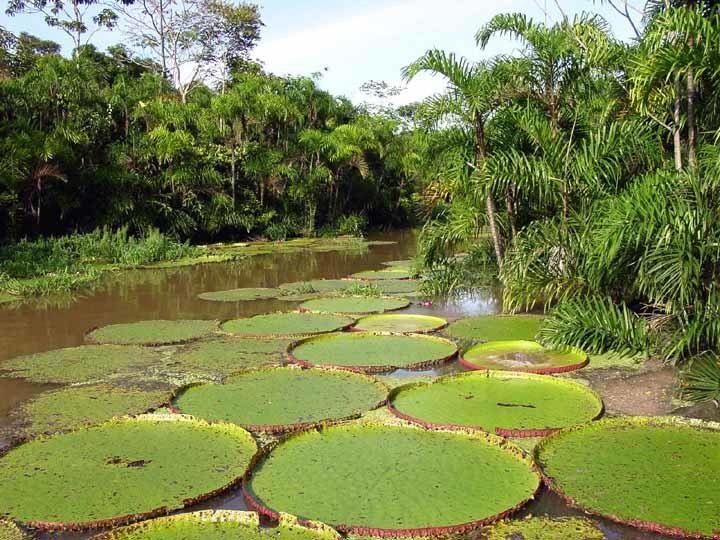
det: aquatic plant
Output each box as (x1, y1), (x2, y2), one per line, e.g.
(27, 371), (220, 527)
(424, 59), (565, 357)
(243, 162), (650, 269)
(481, 517), (605, 540)
(0, 520), (27, 540)
(299, 296), (410, 315)
(351, 269), (413, 280)
(371, 279), (421, 295)
(0, 414), (257, 530)
(460, 340), (588, 374)
(221, 312), (355, 337)
(174, 366), (387, 431)
(86, 320), (219, 346)
(288, 332), (458, 373)
(352, 314), (448, 334)
(389, 370), (602, 437)
(244, 423), (540, 536)
(444, 315), (543, 342)
(279, 280), (353, 294)
(198, 288), (282, 302)
(343, 281), (384, 297)
(535, 416), (720, 537)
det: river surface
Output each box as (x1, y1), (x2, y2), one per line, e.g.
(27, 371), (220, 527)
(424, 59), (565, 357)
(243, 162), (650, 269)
(0, 230), (680, 539)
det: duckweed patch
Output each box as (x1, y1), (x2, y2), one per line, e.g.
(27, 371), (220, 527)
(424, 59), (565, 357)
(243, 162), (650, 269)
(95, 511), (340, 540)
(86, 320), (218, 346)
(461, 341), (588, 374)
(535, 416), (720, 538)
(0, 520), (26, 540)
(221, 312), (355, 337)
(389, 371), (603, 437)
(299, 296), (410, 315)
(445, 315), (543, 342)
(353, 314), (447, 334)
(244, 423), (540, 535)
(198, 288), (282, 302)
(482, 517), (605, 540)
(7, 383), (173, 438)
(289, 332), (458, 373)
(0, 414), (257, 530)
(0, 345), (163, 384)
(351, 269), (412, 280)
(175, 367), (387, 431)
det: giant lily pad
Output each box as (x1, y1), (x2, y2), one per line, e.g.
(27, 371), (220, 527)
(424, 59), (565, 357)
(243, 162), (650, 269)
(221, 312), (355, 338)
(0, 414), (257, 530)
(0, 345), (163, 384)
(159, 337), (290, 382)
(444, 315), (543, 342)
(535, 416), (720, 538)
(198, 288), (282, 302)
(6, 383), (173, 439)
(352, 314), (447, 334)
(482, 517), (605, 540)
(460, 340), (588, 374)
(350, 269), (412, 280)
(381, 260), (413, 268)
(94, 511), (340, 540)
(289, 332), (458, 373)
(388, 371), (603, 437)
(244, 423), (540, 535)
(86, 320), (218, 346)
(0, 520), (26, 540)
(279, 280), (354, 294)
(174, 367), (387, 432)
(299, 296), (410, 315)
(371, 279), (421, 295)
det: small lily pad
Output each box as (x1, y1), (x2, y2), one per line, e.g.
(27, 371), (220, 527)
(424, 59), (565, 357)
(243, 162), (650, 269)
(482, 517), (606, 539)
(174, 366), (387, 431)
(93, 511), (340, 539)
(371, 279), (421, 294)
(351, 269), (412, 280)
(0, 345), (163, 384)
(389, 370), (603, 437)
(86, 320), (218, 346)
(460, 340), (588, 374)
(0, 414), (257, 530)
(198, 288), (282, 302)
(299, 296), (410, 314)
(353, 314), (447, 334)
(279, 280), (354, 294)
(289, 332), (458, 373)
(381, 260), (413, 268)
(221, 312), (355, 338)
(535, 416), (720, 538)
(445, 315), (543, 342)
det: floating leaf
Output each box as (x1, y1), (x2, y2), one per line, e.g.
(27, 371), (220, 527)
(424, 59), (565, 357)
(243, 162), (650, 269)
(221, 312), (355, 338)
(353, 314), (447, 334)
(460, 340), (588, 374)
(198, 288), (282, 302)
(86, 320), (218, 346)
(299, 297), (409, 315)
(444, 315), (543, 342)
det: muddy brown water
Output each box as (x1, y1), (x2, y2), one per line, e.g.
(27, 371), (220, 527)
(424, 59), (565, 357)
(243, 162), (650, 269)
(0, 230), (694, 539)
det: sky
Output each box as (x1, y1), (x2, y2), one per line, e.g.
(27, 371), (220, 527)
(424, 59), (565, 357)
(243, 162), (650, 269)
(0, 0), (641, 105)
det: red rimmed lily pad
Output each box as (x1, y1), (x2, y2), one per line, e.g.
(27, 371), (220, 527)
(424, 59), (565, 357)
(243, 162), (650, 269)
(350, 269), (412, 281)
(352, 314), (447, 334)
(460, 340), (588, 375)
(198, 288), (282, 302)
(220, 312), (355, 338)
(86, 320), (219, 346)
(299, 296), (410, 315)
(444, 315), (543, 342)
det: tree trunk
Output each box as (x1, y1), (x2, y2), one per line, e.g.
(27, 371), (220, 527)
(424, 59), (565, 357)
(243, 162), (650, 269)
(674, 76), (683, 171)
(475, 116), (504, 268)
(687, 66), (697, 169)
(230, 159), (236, 206)
(506, 185), (517, 238)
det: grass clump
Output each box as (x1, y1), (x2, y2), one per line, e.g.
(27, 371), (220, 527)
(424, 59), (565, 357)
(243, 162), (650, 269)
(86, 320), (218, 346)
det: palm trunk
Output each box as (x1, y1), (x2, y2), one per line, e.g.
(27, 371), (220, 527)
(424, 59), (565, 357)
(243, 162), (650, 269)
(475, 116), (504, 268)
(674, 76), (683, 171)
(687, 66), (697, 169)
(506, 185), (518, 238)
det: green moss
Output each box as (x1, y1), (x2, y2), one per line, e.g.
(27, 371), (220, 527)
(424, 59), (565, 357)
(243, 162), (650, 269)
(221, 312), (355, 337)
(175, 367), (387, 429)
(198, 288), (282, 302)
(535, 416), (720, 537)
(160, 337), (290, 382)
(445, 315), (544, 342)
(290, 332), (457, 372)
(390, 371), (603, 434)
(0, 345), (164, 384)
(87, 320), (218, 346)
(353, 314), (447, 334)
(247, 423), (539, 531)
(299, 296), (410, 314)
(0, 415), (256, 528)
(462, 340), (587, 373)
(95, 511), (340, 540)
(0, 520), (26, 540)
(351, 269), (412, 280)
(8, 384), (173, 438)
(482, 517), (606, 539)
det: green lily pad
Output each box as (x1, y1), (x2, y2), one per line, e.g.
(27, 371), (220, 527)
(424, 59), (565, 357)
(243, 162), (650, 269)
(381, 260), (413, 268)
(245, 423), (540, 535)
(299, 296), (410, 314)
(175, 367), (387, 431)
(289, 332), (458, 373)
(482, 517), (606, 540)
(461, 340), (588, 374)
(0, 414), (257, 530)
(160, 337), (290, 382)
(535, 416), (720, 538)
(221, 312), (355, 337)
(350, 269), (412, 280)
(0, 345), (163, 384)
(444, 315), (543, 342)
(198, 288), (282, 302)
(353, 314), (447, 334)
(371, 279), (421, 295)
(279, 280), (354, 294)
(7, 383), (173, 438)
(93, 510), (340, 540)
(389, 371), (603, 437)
(86, 320), (218, 346)
(0, 520), (26, 540)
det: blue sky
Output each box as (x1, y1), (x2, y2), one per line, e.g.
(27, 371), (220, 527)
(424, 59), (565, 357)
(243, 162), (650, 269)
(0, 0), (640, 103)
